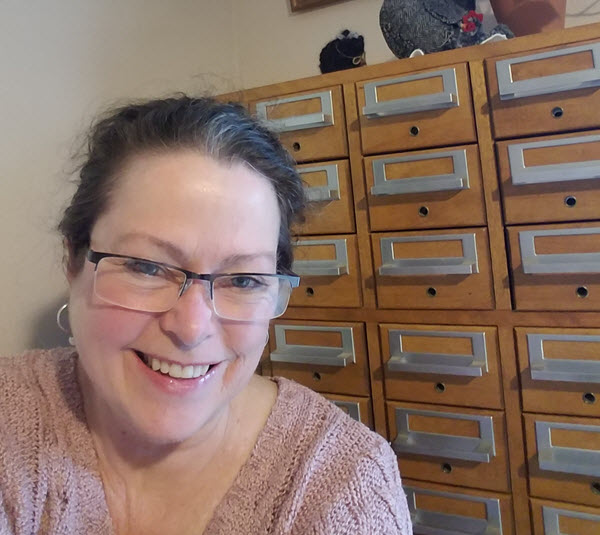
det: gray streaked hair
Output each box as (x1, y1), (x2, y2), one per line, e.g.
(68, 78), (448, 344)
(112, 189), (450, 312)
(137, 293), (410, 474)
(59, 95), (305, 274)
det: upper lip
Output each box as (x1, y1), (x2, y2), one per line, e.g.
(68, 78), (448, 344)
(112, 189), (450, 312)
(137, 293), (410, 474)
(134, 350), (220, 367)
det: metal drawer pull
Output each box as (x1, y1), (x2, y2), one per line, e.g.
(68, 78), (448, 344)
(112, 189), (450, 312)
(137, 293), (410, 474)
(536, 420), (600, 477)
(519, 227), (600, 274)
(508, 134), (600, 185)
(392, 408), (496, 462)
(331, 400), (362, 422)
(371, 149), (470, 196)
(527, 333), (600, 383)
(292, 238), (349, 276)
(496, 43), (600, 100)
(543, 506), (600, 535)
(255, 90), (334, 132)
(362, 68), (459, 117)
(387, 330), (488, 377)
(379, 233), (479, 275)
(298, 164), (341, 202)
(269, 324), (355, 367)
(405, 486), (503, 535)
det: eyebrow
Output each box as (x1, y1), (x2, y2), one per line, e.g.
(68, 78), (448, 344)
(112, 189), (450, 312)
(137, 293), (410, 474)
(115, 232), (276, 270)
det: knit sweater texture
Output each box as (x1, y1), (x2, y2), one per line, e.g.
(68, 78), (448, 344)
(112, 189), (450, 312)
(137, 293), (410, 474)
(0, 348), (412, 534)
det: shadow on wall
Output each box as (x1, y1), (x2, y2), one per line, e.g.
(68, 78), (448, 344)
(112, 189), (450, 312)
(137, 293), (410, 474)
(30, 295), (72, 350)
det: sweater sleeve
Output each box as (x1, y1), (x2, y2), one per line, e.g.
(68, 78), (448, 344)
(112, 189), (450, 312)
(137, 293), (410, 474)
(309, 440), (412, 535)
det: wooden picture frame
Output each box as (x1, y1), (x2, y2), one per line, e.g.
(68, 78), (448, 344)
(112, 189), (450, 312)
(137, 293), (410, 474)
(290, 0), (344, 12)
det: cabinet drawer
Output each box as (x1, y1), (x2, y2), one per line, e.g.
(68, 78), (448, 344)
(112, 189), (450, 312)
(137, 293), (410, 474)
(487, 41), (600, 139)
(508, 223), (600, 311)
(295, 160), (355, 235)
(516, 327), (600, 418)
(404, 479), (514, 535)
(524, 413), (600, 508)
(381, 324), (503, 409)
(290, 234), (362, 307)
(250, 86), (348, 162)
(497, 131), (600, 225)
(531, 498), (600, 535)
(387, 402), (510, 492)
(373, 228), (494, 310)
(357, 63), (476, 155)
(322, 393), (373, 429)
(268, 320), (369, 396)
(365, 145), (486, 231)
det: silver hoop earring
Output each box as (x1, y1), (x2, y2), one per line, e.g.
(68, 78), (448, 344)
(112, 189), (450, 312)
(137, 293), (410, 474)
(56, 303), (75, 346)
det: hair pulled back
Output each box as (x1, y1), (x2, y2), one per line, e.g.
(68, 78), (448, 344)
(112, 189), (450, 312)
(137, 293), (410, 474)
(59, 95), (305, 274)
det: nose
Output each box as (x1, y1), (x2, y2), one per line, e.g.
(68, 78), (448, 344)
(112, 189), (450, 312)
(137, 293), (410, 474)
(158, 280), (215, 348)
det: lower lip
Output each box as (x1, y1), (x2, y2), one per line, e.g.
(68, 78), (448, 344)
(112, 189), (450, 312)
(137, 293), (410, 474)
(133, 352), (223, 395)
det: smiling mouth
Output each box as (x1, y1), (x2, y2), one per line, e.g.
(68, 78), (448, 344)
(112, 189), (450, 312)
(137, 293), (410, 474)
(134, 350), (214, 379)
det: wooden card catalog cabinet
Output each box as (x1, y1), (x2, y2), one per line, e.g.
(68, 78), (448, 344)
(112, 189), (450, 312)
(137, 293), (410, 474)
(388, 402), (510, 492)
(497, 131), (600, 225)
(251, 86), (348, 162)
(404, 480), (514, 535)
(516, 327), (600, 418)
(357, 63), (477, 154)
(364, 145), (486, 231)
(268, 320), (369, 396)
(381, 324), (503, 409)
(530, 499), (600, 535)
(524, 414), (600, 508)
(373, 229), (494, 309)
(290, 235), (362, 307)
(296, 160), (355, 235)
(231, 22), (600, 534)
(508, 224), (600, 310)
(487, 41), (600, 139)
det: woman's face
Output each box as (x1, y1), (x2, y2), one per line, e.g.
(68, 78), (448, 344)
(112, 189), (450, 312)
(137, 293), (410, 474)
(68, 150), (280, 445)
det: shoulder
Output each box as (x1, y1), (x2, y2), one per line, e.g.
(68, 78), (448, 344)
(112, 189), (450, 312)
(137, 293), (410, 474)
(268, 378), (412, 534)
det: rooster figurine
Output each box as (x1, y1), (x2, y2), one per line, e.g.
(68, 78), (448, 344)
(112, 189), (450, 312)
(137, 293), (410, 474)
(380, 0), (513, 58)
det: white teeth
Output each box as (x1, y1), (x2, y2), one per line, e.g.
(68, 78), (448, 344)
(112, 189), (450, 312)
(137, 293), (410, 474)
(142, 354), (211, 379)
(193, 365), (209, 378)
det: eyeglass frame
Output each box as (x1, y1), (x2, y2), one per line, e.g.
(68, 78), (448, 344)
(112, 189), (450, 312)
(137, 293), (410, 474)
(85, 249), (300, 316)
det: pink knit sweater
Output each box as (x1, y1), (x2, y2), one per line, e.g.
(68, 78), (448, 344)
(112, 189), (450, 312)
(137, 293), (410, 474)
(0, 348), (412, 534)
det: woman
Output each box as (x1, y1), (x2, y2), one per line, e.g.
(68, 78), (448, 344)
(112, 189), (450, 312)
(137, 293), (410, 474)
(0, 96), (412, 534)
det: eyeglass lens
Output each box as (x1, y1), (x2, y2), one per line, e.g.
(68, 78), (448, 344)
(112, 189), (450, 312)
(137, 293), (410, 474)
(93, 256), (292, 320)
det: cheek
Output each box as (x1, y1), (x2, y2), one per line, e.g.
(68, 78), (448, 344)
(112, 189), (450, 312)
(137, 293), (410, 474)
(69, 262), (152, 350)
(222, 321), (269, 362)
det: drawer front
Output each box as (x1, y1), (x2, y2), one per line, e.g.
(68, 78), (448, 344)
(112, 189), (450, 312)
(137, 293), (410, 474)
(250, 86), (348, 162)
(497, 131), (600, 225)
(487, 41), (600, 139)
(373, 228), (494, 310)
(524, 413), (600, 508)
(387, 402), (510, 492)
(269, 320), (370, 396)
(531, 498), (600, 535)
(322, 393), (373, 429)
(295, 160), (355, 235)
(357, 63), (477, 154)
(517, 327), (600, 418)
(404, 479), (514, 535)
(381, 324), (503, 409)
(365, 144), (486, 231)
(290, 234), (362, 307)
(508, 223), (600, 311)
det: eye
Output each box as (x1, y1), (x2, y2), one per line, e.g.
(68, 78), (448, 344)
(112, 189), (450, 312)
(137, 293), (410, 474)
(124, 259), (164, 277)
(230, 275), (264, 289)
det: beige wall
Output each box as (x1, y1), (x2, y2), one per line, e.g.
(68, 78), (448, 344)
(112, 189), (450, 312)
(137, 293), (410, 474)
(0, 0), (237, 354)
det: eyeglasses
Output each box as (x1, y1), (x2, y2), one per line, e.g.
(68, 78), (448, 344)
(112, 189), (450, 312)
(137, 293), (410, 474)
(86, 249), (299, 321)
